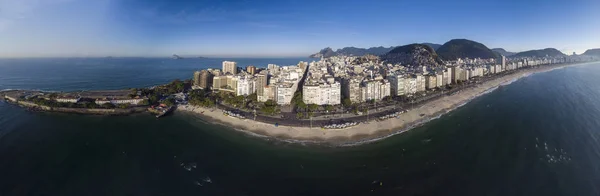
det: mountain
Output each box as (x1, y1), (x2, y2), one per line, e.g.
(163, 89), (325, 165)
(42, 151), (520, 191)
(309, 47), (336, 58)
(512, 48), (566, 58)
(582, 48), (600, 56)
(422, 43), (442, 50)
(491, 48), (516, 56)
(335, 46), (395, 56)
(380, 44), (444, 67)
(351, 54), (381, 64)
(436, 39), (498, 60)
(309, 43), (442, 58)
(172, 54), (183, 59)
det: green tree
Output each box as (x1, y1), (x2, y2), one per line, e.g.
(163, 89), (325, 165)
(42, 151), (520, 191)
(118, 103), (130, 109)
(161, 98), (176, 106)
(342, 98), (352, 108)
(265, 99), (277, 107)
(325, 104), (334, 112)
(48, 93), (58, 99)
(297, 101), (307, 111)
(84, 102), (98, 109)
(308, 104), (318, 112)
(102, 103), (115, 109)
(139, 99), (150, 105)
(296, 112), (304, 119)
(248, 93), (257, 102)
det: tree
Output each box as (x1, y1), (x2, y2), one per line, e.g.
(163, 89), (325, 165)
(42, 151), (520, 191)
(161, 98), (176, 106)
(248, 93), (258, 102)
(297, 101), (307, 111)
(296, 112), (304, 119)
(48, 93), (58, 99)
(325, 104), (334, 112)
(383, 96), (393, 102)
(139, 99), (150, 105)
(129, 88), (138, 98)
(84, 102), (98, 109)
(102, 103), (115, 109)
(308, 104), (318, 112)
(260, 99), (279, 116)
(342, 98), (352, 108)
(265, 99), (277, 107)
(118, 103), (130, 109)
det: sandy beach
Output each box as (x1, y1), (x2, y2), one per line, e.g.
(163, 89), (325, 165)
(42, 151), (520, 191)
(177, 63), (586, 145)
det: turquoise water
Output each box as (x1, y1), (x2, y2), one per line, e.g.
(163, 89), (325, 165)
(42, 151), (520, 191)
(0, 59), (599, 195)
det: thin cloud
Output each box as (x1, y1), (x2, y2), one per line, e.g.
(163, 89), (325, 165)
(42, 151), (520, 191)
(0, 0), (75, 31)
(243, 22), (282, 28)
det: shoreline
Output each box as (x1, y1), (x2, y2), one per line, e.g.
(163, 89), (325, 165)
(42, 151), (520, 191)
(176, 62), (591, 146)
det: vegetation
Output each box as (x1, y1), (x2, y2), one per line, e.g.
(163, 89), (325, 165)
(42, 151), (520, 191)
(436, 39), (498, 60)
(161, 97), (176, 106)
(260, 100), (279, 115)
(325, 105), (334, 112)
(381, 44), (444, 67)
(118, 103), (130, 109)
(583, 48), (600, 56)
(138, 79), (192, 105)
(342, 98), (352, 108)
(512, 48), (566, 58)
(308, 104), (318, 112)
(188, 89), (216, 108)
(102, 103), (115, 109)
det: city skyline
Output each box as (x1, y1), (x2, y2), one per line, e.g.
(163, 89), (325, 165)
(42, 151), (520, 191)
(0, 0), (599, 58)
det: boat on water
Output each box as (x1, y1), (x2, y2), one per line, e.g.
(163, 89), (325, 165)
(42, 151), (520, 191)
(148, 104), (175, 118)
(155, 106), (174, 118)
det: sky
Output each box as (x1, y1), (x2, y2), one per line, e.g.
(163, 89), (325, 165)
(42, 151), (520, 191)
(0, 0), (598, 58)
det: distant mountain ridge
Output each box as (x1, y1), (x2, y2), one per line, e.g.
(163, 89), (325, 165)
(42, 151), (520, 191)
(309, 47), (336, 58)
(381, 44), (444, 67)
(422, 43), (442, 50)
(583, 48), (600, 56)
(335, 46), (395, 56)
(310, 43), (441, 58)
(436, 39), (498, 60)
(491, 48), (516, 56)
(512, 48), (566, 58)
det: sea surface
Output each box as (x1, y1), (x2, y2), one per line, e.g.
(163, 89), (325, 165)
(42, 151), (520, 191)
(1, 58), (600, 195)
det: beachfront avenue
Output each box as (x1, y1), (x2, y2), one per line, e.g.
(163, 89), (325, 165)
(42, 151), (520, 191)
(186, 54), (595, 128)
(2, 54), (597, 132)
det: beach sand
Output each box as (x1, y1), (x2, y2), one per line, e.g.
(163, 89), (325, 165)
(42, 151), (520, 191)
(177, 63), (584, 145)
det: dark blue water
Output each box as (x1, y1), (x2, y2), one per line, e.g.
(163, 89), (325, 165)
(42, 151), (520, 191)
(0, 57), (313, 91)
(1, 59), (599, 195)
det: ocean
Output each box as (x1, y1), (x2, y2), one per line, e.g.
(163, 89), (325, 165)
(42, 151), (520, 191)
(1, 58), (599, 195)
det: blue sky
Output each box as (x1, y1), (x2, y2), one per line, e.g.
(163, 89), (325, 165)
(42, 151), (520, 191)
(0, 0), (598, 57)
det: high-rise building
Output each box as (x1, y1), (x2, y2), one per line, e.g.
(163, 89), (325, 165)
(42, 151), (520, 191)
(360, 79), (389, 102)
(275, 83), (295, 105)
(256, 74), (268, 101)
(425, 75), (437, 90)
(222, 61), (237, 75)
(416, 74), (426, 92)
(246, 65), (256, 75)
(342, 78), (361, 103)
(303, 78), (341, 105)
(388, 74), (406, 96)
(404, 77), (418, 95)
(212, 75), (237, 93)
(435, 72), (443, 87)
(236, 75), (255, 96)
(193, 70), (214, 89)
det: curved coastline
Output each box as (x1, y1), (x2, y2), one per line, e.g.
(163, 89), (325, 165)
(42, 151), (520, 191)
(177, 62), (590, 146)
